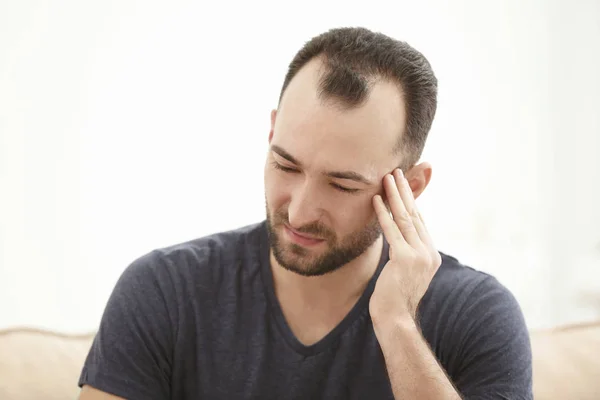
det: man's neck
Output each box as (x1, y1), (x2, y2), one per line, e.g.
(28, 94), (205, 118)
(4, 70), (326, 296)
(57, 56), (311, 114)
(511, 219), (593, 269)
(269, 236), (384, 311)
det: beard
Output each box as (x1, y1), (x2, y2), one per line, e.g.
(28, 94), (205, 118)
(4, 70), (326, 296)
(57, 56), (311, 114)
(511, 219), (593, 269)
(265, 202), (382, 277)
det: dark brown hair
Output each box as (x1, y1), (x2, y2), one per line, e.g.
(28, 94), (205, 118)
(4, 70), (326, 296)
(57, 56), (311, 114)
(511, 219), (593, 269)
(278, 27), (438, 170)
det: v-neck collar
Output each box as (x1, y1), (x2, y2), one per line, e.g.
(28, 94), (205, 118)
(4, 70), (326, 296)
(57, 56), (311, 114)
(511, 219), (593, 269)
(257, 221), (389, 357)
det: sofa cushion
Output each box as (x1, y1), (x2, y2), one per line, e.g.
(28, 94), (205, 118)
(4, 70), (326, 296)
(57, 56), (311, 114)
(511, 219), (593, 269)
(0, 328), (94, 400)
(531, 321), (600, 400)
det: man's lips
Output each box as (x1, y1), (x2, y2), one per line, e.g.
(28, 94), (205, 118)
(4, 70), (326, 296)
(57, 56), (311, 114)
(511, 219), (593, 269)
(283, 225), (325, 246)
(286, 225), (320, 239)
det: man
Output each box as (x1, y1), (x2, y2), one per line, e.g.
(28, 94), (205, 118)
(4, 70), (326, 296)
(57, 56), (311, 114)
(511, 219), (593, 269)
(78, 27), (532, 399)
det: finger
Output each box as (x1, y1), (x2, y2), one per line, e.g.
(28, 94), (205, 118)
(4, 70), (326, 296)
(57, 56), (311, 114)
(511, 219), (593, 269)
(373, 194), (409, 249)
(415, 210), (435, 250)
(393, 169), (432, 248)
(384, 173), (422, 248)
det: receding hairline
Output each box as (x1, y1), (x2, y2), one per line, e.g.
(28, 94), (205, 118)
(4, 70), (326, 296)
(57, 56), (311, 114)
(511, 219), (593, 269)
(278, 54), (412, 170)
(318, 56), (410, 160)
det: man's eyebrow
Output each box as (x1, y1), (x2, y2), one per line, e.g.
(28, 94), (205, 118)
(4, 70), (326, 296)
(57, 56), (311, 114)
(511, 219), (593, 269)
(270, 145), (373, 185)
(325, 170), (373, 185)
(271, 145), (301, 165)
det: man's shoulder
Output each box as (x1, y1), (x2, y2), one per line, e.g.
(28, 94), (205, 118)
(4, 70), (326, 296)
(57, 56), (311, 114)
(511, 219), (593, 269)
(434, 252), (494, 291)
(123, 220), (267, 286)
(420, 251), (523, 330)
(155, 220), (266, 260)
(422, 251), (517, 316)
(420, 252), (532, 398)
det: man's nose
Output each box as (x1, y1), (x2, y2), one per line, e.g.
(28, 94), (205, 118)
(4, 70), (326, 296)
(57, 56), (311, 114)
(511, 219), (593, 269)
(287, 183), (323, 229)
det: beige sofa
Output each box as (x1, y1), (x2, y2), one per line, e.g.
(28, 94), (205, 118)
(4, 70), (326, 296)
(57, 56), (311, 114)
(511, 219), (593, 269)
(1, 323), (599, 400)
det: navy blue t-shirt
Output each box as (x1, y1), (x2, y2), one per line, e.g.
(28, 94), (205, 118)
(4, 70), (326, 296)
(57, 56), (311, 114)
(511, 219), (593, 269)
(78, 221), (532, 399)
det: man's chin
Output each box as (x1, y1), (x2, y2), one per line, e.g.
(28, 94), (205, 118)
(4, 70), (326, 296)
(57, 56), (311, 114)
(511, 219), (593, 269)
(276, 258), (330, 277)
(272, 245), (322, 273)
(279, 243), (322, 262)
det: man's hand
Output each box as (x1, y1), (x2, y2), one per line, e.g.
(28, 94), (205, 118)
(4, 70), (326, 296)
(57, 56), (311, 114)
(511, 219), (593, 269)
(370, 168), (442, 325)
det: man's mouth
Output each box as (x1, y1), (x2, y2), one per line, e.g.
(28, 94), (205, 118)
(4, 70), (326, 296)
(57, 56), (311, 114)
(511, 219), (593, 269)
(283, 225), (325, 246)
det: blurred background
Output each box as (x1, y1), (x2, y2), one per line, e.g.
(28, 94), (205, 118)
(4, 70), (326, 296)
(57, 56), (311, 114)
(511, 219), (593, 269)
(1, 0), (599, 335)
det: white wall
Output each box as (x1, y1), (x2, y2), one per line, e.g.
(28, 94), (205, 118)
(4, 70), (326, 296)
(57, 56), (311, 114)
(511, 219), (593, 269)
(1, 0), (599, 334)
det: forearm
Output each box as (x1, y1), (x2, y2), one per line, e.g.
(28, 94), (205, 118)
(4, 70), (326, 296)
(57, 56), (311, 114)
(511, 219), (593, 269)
(374, 316), (463, 400)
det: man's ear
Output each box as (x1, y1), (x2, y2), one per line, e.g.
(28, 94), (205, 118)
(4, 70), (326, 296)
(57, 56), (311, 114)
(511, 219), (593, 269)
(268, 109), (277, 143)
(405, 162), (432, 200)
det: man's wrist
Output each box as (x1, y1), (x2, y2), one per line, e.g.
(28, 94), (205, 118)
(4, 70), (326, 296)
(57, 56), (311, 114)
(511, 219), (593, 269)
(372, 312), (419, 343)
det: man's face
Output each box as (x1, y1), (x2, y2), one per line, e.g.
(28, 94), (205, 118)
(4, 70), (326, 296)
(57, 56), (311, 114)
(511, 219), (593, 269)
(264, 58), (407, 276)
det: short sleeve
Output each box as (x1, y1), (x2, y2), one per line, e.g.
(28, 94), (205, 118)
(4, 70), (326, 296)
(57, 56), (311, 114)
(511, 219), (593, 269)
(78, 251), (176, 400)
(450, 275), (533, 400)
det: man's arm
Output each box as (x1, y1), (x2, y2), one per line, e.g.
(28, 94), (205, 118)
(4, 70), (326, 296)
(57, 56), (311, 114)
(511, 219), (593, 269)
(370, 168), (532, 399)
(373, 279), (533, 400)
(371, 168), (460, 399)
(373, 316), (462, 399)
(77, 250), (176, 400)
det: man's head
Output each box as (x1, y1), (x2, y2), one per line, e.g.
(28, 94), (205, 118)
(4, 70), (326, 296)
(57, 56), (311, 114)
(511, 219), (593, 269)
(264, 27), (437, 277)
